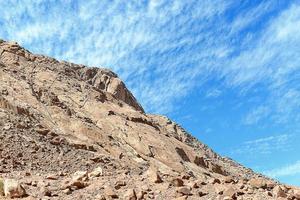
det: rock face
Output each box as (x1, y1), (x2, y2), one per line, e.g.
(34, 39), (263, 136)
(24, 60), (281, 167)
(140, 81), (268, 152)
(0, 40), (299, 199)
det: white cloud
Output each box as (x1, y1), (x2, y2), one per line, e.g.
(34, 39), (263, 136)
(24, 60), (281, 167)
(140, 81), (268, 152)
(0, 1), (299, 117)
(225, 3), (300, 124)
(206, 89), (222, 98)
(243, 106), (270, 125)
(229, 1), (272, 34)
(232, 134), (292, 155)
(265, 160), (300, 178)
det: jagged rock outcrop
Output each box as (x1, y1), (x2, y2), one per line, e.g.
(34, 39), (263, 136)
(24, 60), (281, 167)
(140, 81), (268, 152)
(0, 40), (299, 199)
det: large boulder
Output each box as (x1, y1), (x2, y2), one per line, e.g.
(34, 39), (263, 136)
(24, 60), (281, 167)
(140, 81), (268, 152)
(249, 178), (266, 189)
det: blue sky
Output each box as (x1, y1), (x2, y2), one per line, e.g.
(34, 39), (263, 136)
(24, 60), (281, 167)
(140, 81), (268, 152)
(1, 0), (299, 186)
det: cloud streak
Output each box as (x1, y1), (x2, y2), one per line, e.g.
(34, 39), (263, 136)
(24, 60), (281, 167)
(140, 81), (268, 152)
(231, 134), (293, 155)
(1, 0), (300, 186)
(265, 160), (300, 178)
(0, 0), (299, 117)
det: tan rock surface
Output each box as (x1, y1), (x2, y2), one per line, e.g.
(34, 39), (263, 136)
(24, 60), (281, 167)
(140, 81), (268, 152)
(0, 40), (299, 199)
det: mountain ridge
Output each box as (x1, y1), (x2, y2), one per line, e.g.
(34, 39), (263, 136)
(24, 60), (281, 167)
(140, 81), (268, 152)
(0, 39), (299, 199)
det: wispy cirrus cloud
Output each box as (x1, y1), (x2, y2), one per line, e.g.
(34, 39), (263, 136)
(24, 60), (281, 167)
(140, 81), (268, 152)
(231, 134), (293, 155)
(0, 1), (299, 117)
(265, 160), (300, 178)
(227, 3), (300, 126)
(243, 106), (270, 125)
(206, 89), (222, 98)
(1, 0), (300, 186)
(0, 0), (232, 113)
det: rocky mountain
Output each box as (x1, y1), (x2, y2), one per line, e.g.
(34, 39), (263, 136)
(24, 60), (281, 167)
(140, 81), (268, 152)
(0, 39), (299, 200)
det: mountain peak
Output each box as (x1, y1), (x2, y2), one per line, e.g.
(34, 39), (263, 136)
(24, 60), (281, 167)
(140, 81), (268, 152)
(0, 40), (144, 112)
(0, 41), (299, 199)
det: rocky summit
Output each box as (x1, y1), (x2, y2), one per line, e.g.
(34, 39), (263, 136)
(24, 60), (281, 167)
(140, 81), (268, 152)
(0, 39), (299, 200)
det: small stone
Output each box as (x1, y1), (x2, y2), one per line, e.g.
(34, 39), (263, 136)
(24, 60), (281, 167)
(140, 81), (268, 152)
(89, 166), (103, 178)
(114, 180), (126, 190)
(70, 181), (87, 189)
(25, 172), (31, 176)
(3, 123), (12, 130)
(176, 187), (191, 196)
(104, 186), (118, 198)
(46, 174), (58, 180)
(181, 174), (191, 180)
(224, 176), (234, 183)
(171, 178), (184, 187)
(43, 188), (52, 197)
(62, 188), (72, 195)
(267, 191), (273, 197)
(36, 128), (50, 136)
(187, 181), (199, 189)
(210, 178), (221, 184)
(198, 191), (208, 197)
(266, 181), (276, 189)
(31, 181), (38, 187)
(223, 186), (237, 199)
(72, 171), (88, 181)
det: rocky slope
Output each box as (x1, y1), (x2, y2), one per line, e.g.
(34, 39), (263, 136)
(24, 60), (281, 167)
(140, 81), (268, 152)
(0, 39), (299, 200)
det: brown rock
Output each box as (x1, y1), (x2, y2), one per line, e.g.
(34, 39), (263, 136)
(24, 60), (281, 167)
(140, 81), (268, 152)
(147, 169), (163, 183)
(292, 189), (300, 199)
(273, 185), (287, 198)
(223, 186), (237, 199)
(176, 187), (191, 196)
(115, 180), (126, 190)
(266, 180), (276, 189)
(89, 166), (103, 178)
(3, 179), (26, 198)
(198, 191), (208, 197)
(249, 178), (266, 189)
(136, 190), (147, 200)
(72, 171), (88, 182)
(62, 188), (72, 195)
(194, 156), (207, 167)
(210, 178), (221, 184)
(124, 188), (137, 200)
(214, 184), (227, 195)
(70, 180), (87, 189)
(224, 176), (234, 183)
(171, 178), (184, 187)
(208, 163), (225, 175)
(42, 187), (52, 197)
(46, 174), (58, 180)
(104, 186), (118, 198)
(187, 181), (199, 189)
